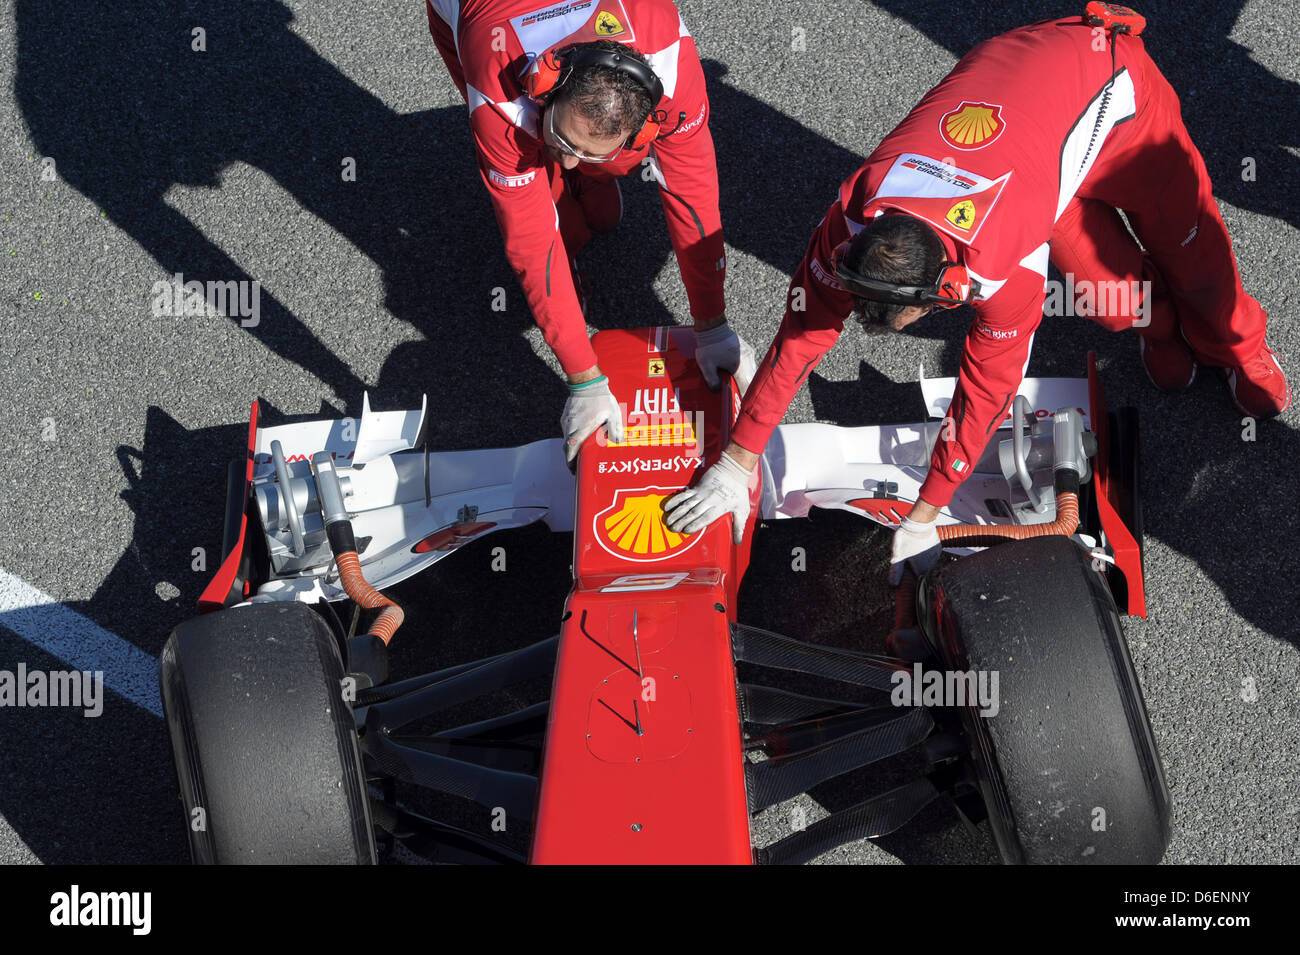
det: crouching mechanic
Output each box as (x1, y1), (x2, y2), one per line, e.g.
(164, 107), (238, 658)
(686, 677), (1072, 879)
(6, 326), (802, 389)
(425, 0), (754, 462)
(665, 7), (1289, 582)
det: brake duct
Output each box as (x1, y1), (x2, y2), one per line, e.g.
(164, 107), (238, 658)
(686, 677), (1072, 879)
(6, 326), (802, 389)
(313, 451), (404, 647)
(931, 402), (1089, 545)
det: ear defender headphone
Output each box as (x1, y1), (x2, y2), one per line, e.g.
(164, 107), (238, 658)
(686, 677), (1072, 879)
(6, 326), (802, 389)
(526, 45), (666, 151)
(831, 239), (981, 309)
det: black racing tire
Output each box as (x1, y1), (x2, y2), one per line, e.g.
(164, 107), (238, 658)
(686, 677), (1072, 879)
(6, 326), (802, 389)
(160, 601), (376, 864)
(924, 536), (1170, 864)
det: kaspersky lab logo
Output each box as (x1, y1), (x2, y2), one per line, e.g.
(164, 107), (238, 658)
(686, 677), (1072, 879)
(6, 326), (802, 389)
(594, 487), (703, 562)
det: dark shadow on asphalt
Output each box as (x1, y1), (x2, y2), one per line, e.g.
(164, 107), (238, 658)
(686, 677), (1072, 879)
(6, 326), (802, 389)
(10, 0), (1295, 864)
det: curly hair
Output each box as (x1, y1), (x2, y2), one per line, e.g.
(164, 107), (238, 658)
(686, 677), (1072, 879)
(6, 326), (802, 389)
(553, 40), (655, 141)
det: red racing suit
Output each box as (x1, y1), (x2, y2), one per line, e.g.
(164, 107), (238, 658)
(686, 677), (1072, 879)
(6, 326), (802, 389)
(425, 0), (726, 376)
(730, 16), (1268, 508)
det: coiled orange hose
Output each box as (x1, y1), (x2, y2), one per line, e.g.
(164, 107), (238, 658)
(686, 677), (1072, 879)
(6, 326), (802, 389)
(935, 491), (1080, 546)
(335, 550), (404, 645)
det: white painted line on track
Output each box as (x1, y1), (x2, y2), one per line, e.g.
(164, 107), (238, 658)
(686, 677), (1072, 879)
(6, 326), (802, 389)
(0, 568), (163, 717)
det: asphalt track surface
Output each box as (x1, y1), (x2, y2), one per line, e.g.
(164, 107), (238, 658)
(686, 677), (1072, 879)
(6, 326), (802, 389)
(0, 0), (1296, 865)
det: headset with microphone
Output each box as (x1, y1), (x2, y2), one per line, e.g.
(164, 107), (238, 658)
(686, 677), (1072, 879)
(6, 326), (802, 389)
(526, 45), (667, 151)
(826, 4), (1144, 311)
(830, 238), (981, 309)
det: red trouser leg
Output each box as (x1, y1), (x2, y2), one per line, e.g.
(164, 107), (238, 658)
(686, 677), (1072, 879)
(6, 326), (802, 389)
(546, 160), (593, 256)
(425, 1), (467, 101)
(1049, 196), (1178, 339)
(1079, 50), (1267, 367)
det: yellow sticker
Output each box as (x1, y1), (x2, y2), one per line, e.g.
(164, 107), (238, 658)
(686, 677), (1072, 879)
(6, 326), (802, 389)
(609, 421), (698, 447)
(595, 11), (625, 37)
(946, 199), (976, 231)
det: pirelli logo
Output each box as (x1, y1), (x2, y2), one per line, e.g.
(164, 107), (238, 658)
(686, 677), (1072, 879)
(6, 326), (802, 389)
(488, 168), (537, 188)
(809, 256), (846, 291)
(609, 418), (700, 448)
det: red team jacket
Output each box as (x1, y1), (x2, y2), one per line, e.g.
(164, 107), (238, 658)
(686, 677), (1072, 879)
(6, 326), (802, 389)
(426, 0), (726, 376)
(731, 18), (1157, 508)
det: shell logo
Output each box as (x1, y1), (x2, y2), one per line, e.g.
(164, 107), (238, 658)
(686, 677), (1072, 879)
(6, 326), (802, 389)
(939, 101), (1005, 150)
(593, 487), (702, 563)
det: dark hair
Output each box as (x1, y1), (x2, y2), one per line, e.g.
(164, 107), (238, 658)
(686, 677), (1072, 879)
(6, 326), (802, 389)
(554, 40), (655, 141)
(843, 214), (946, 331)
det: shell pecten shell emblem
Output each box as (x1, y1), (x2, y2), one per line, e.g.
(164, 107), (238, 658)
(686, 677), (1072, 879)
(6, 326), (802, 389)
(939, 101), (1005, 150)
(594, 487), (703, 562)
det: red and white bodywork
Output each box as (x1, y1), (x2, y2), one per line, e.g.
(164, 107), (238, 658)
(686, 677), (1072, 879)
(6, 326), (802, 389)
(533, 327), (758, 863)
(203, 325), (1143, 863)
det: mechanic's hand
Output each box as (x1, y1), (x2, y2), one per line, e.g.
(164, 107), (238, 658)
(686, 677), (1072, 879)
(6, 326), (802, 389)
(695, 322), (757, 394)
(561, 376), (624, 466)
(889, 516), (942, 586)
(663, 452), (752, 544)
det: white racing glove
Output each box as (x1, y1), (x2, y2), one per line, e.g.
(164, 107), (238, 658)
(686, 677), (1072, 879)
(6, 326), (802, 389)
(695, 323), (757, 393)
(663, 452), (752, 544)
(889, 516), (942, 586)
(561, 375), (624, 466)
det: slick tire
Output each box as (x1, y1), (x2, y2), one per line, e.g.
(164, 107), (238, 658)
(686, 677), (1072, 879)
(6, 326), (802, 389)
(159, 601), (375, 864)
(924, 536), (1170, 864)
